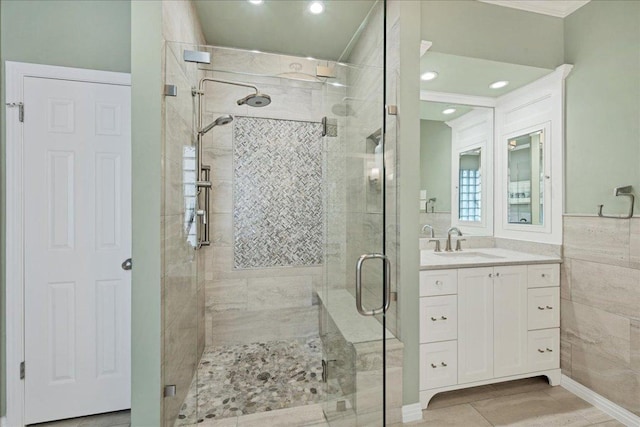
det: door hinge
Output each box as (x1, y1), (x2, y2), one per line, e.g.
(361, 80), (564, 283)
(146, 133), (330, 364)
(6, 102), (24, 122)
(20, 361), (25, 379)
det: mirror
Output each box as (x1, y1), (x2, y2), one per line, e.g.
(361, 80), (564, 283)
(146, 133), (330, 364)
(458, 148), (482, 222)
(507, 129), (545, 225)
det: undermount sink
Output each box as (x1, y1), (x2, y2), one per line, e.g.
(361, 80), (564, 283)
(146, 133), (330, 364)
(434, 251), (505, 259)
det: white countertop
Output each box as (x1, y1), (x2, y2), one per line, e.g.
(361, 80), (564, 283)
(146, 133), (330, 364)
(420, 247), (561, 270)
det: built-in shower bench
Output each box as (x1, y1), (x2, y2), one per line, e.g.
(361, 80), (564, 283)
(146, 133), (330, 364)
(317, 289), (403, 424)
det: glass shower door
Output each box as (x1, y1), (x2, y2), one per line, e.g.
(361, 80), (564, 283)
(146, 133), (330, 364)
(321, 1), (396, 425)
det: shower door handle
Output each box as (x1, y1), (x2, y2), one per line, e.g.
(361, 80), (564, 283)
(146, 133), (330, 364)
(355, 253), (391, 316)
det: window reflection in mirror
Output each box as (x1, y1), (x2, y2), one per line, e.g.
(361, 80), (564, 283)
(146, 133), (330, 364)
(507, 129), (544, 225)
(458, 148), (481, 222)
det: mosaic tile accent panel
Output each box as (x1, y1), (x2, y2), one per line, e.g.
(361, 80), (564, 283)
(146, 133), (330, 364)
(233, 116), (323, 269)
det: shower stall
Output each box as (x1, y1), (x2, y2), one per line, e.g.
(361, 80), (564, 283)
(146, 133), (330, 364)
(161, 1), (401, 425)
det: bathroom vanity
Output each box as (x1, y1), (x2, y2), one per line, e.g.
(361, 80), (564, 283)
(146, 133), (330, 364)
(418, 248), (562, 408)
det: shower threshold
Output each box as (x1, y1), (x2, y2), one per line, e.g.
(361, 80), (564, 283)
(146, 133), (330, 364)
(175, 337), (325, 425)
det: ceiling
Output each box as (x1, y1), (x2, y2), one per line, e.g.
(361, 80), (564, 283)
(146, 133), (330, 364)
(420, 102), (477, 121)
(193, 0), (376, 61)
(420, 52), (553, 97)
(477, 0), (591, 18)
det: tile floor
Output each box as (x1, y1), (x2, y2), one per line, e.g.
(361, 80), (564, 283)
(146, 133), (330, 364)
(30, 377), (625, 427)
(394, 376), (625, 427)
(28, 410), (130, 427)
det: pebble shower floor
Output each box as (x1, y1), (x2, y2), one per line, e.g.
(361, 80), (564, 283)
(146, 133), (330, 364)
(176, 338), (325, 424)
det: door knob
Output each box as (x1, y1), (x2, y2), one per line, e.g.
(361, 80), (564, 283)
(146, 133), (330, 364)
(122, 258), (132, 271)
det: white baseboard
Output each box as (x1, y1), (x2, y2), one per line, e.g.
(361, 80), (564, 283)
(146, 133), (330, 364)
(402, 403), (423, 423)
(561, 375), (640, 427)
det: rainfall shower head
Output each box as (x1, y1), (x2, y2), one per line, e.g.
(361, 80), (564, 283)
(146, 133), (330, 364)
(199, 115), (233, 136)
(237, 92), (271, 107)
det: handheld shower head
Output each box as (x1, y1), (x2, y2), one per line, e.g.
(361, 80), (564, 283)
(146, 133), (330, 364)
(237, 92), (271, 107)
(199, 115), (233, 136)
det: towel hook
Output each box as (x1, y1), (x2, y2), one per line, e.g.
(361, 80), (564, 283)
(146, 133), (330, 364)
(597, 185), (634, 219)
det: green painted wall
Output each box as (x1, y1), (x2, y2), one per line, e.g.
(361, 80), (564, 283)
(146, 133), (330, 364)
(130, 1), (163, 425)
(421, 0), (564, 69)
(397, 0), (422, 406)
(564, 0), (640, 215)
(420, 120), (452, 212)
(0, 0), (131, 417)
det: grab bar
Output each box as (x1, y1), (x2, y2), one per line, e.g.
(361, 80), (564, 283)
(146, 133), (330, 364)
(355, 253), (391, 316)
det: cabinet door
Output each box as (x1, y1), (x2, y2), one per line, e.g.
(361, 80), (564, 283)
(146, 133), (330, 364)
(458, 267), (494, 383)
(493, 266), (528, 377)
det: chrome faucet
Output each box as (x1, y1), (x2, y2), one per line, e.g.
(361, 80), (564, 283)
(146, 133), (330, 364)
(421, 224), (435, 238)
(446, 227), (463, 252)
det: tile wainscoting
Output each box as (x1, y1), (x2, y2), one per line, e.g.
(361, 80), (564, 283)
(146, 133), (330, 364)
(561, 215), (640, 417)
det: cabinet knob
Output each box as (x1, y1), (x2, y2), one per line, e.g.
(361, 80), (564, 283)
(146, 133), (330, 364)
(541, 273), (546, 278)
(431, 363), (437, 368)
(435, 280), (443, 286)
(441, 316), (447, 320)
(488, 273), (493, 278)
(441, 362), (447, 367)
(538, 306), (546, 310)
(538, 349), (545, 353)
(431, 317), (438, 321)
(546, 348), (553, 352)
(495, 272), (500, 277)
(546, 305), (553, 309)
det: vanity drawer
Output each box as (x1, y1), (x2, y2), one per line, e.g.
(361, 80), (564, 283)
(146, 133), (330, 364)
(420, 269), (457, 296)
(420, 295), (457, 343)
(528, 264), (560, 288)
(528, 328), (559, 372)
(528, 287), (560, 330)
(420, 340), (458, 390)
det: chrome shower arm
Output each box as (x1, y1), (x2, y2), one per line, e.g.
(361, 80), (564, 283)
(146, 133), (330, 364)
(197, 78), (259, 94)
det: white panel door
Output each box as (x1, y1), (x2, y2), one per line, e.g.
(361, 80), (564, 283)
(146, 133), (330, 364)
(458, 267), (494, 384)
(493, 266), (528, 377)
(24, 76), (131, 424)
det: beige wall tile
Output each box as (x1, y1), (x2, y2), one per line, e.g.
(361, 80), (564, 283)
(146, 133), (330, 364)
(247, 276), (313, 310)
(630, 218), (640, 269)
(561, 337), (572, 376)
(570, 259), (640, 319)
(571, 343), (640, 416)
(210, 180), (232, 213)
(564, 216), (630, 267)
(211, 306), (319, 345)
(206, 279), (248, 312)
(631, 319), (640, 372)
(561, 299), (630, 365)
(210, 213), (233, 247)
(561, 258), (572, 300)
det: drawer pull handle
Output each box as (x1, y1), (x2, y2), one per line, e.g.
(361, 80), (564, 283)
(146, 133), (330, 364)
(546, 348), (553, 352)
(441, 362), (447, 367)
(431, 317), (438, 321)
(538, 349), (545, 353)
(435, 280), (443, 286)
(541, 273), (546, 278)
(538, 306), (546, 310)
(441, 316), (447, 320)
(546, 305), (553, 309)
(431, 363), (437, 368)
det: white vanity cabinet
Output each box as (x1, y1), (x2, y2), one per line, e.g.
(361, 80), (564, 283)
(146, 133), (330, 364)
(419, 262), (561, 408)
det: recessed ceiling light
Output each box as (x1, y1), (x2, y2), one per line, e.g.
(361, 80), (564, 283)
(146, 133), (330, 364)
(309, 1), (324, 14)
(248, 0), (263, 4)
(421, 71), (438, 81)
(489, 80), (509, 89)
(442, 108), (456, 115)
